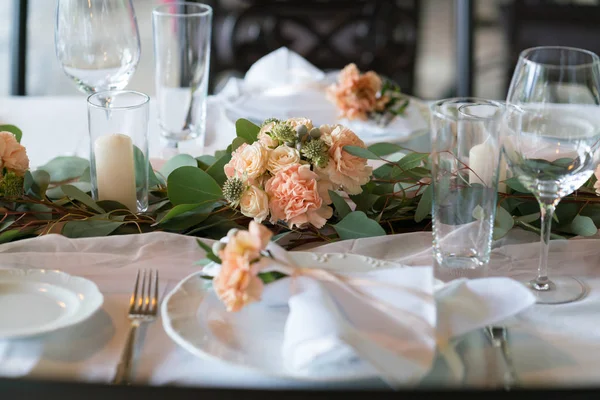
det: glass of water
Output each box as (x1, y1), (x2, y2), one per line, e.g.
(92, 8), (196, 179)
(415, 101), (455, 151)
(505, 46), (600, 304)
(152, 2), (213, 144)
(430, 98), (505, 281)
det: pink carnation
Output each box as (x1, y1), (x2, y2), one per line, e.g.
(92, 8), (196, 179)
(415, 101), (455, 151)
(318, 125), (372, 195)
(0, 132), (29, 176)
(265, 164), (333, 229)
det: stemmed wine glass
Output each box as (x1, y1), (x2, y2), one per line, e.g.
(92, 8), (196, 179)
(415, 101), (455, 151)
(504, 46), (600, 304)
(55, 0), (141, 94)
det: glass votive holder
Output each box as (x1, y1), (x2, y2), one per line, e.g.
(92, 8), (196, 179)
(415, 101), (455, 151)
(430, 97), (505, 281)
(87, 90), (150, 212)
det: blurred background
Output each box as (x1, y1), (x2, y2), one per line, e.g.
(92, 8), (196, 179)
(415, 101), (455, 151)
(2, 0), (600, 100)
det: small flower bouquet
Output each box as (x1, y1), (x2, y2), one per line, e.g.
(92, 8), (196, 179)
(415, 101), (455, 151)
(326, 63), (410, 126)
(222, 117), (373, 229)
(0, 127), (29, 197)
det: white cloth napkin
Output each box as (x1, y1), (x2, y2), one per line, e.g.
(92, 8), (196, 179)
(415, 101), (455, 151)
(215, 47), (429, 144)
(204, 241), (537, 388)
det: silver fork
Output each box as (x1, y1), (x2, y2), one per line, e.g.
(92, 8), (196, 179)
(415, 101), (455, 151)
(112, 269), (159, 385)
(485, 325), (518, 390)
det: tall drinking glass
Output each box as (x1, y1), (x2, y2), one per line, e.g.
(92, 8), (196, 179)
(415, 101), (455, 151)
(152, 2), (213, 145)
(87, 90), (150, 213)
(505, 46), (600, 304)
(431, 98), (505, 281)
(55, 0), (141, 94)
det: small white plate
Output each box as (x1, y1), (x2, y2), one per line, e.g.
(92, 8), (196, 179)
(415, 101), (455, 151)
(0, 269), (104, 339)
(162, 252), (441, 382)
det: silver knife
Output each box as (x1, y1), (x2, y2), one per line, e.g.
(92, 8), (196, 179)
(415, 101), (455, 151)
(485, 325), (519, 390)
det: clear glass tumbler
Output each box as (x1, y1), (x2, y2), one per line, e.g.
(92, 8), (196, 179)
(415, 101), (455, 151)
(430, 98), (505, 280)
(152, 2), (213, 144)
(87, 90), (150, 212)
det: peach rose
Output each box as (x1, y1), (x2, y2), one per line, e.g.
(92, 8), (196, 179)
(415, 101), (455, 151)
(285, 117), (313, 131)
(318, 125), (372, 195)
(0, 132), (29, 176)
(224, 142), (269, 182)
(240, 185), (270, 223)
(258, 122), (279, 149)
(213, 254), (264, 312)
(265, 164), (333, 229)
(267, 145), (300, 175)
(326, 63), (388, 121)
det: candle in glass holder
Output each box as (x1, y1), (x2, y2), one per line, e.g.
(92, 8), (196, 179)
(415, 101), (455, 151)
(468, 142), (507, 192)
(94, 134), (137, 211)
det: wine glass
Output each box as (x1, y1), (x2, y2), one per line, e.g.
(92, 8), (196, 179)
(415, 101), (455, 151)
(504, 46), (600, 304)
(54, 0), (141, 94)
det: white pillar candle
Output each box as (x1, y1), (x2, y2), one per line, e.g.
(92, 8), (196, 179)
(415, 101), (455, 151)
(468, 142), (507, 193)
(94, 134), (138, 212)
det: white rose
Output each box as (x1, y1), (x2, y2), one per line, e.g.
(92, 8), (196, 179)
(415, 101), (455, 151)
(240, 185), (269, 223)
(267, 145), (301, 175)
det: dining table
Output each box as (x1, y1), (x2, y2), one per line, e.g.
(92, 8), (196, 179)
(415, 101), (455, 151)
(2, 93), (600, 392)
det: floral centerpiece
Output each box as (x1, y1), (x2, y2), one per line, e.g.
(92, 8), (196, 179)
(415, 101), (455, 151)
(1, 116), (600, 246)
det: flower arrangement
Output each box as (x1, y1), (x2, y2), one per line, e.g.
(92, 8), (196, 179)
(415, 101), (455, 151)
(2, 118), (600, 247)
(222, 117), (372, 229)
(326, 63), (410, 125)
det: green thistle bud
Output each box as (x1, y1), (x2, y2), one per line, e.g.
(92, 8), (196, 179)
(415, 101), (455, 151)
(261, 117), (280, 127)
(0, 171), (24, 198)
(271, 122), (296, 143)
(222, 177), (245, 206)
(301, 139), (329, 168)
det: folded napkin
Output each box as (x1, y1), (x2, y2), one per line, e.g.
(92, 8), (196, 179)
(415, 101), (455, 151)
(215, 47), (428, 144)
(204, 242), (536, 388)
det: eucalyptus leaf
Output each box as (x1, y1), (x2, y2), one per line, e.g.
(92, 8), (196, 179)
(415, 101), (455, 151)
(206, 153), (233, 186)
(160, 212), (210, 231)
(95, 200), (129, 212)
(62, 220), (123, 238)
(32, 170), (50, 196)
(196, 155), (217, 170)
(157, 202), (216, 224)
(333, 211), (386, 240)
(395, 153), (429, 172)
(414, 184), (432, 222)
(367, 142), (405, 157)
(493, 205), (514, 240)
(329, 190), (352, 219)
(342, 145), (379, 160)
(0, 229), (35, 244)
(28, 204), (53, 220)
(0, 217), (15, 233)
(0, 125), (22, 142)
(349, 192), (379, 214)
(159, 154), (198, 179)
(46, 181), (92, 199)
(235, 118), (260, 143)
(231, 137), (248, 152)
(38, 156), (89, 183)
(167, 166), (223, 205)
(505, 177), (530, 193)
(61, 184), (105, 213)
(80, 166), (91, 182)
(565, 215), (597, 237)
(514, 212), (540, 224)
(134, 146), (162, 188)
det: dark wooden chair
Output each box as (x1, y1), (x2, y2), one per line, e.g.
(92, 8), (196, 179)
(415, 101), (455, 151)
(212, 0), (421, 95)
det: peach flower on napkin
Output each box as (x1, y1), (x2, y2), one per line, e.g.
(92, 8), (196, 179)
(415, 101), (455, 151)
(326, 63), (389, 121)
(265, 164), (333, 229)
(214, 221), (273, 311)
(0, 131), (29, 176)
(224, 142), (269, 182)
(317, 124), (372, 195)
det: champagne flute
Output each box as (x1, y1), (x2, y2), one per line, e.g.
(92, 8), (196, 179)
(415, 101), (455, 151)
(55, 0), (141, 94)
(504, 46), (600, 304)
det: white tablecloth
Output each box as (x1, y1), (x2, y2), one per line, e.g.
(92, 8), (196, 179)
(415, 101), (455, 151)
(2, 95), (600, 389)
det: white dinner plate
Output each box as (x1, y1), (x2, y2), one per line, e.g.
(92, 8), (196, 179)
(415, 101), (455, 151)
(0, 269), (104, 339)
(162, 252), (441, 382)
(221, 72), (430, 145)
